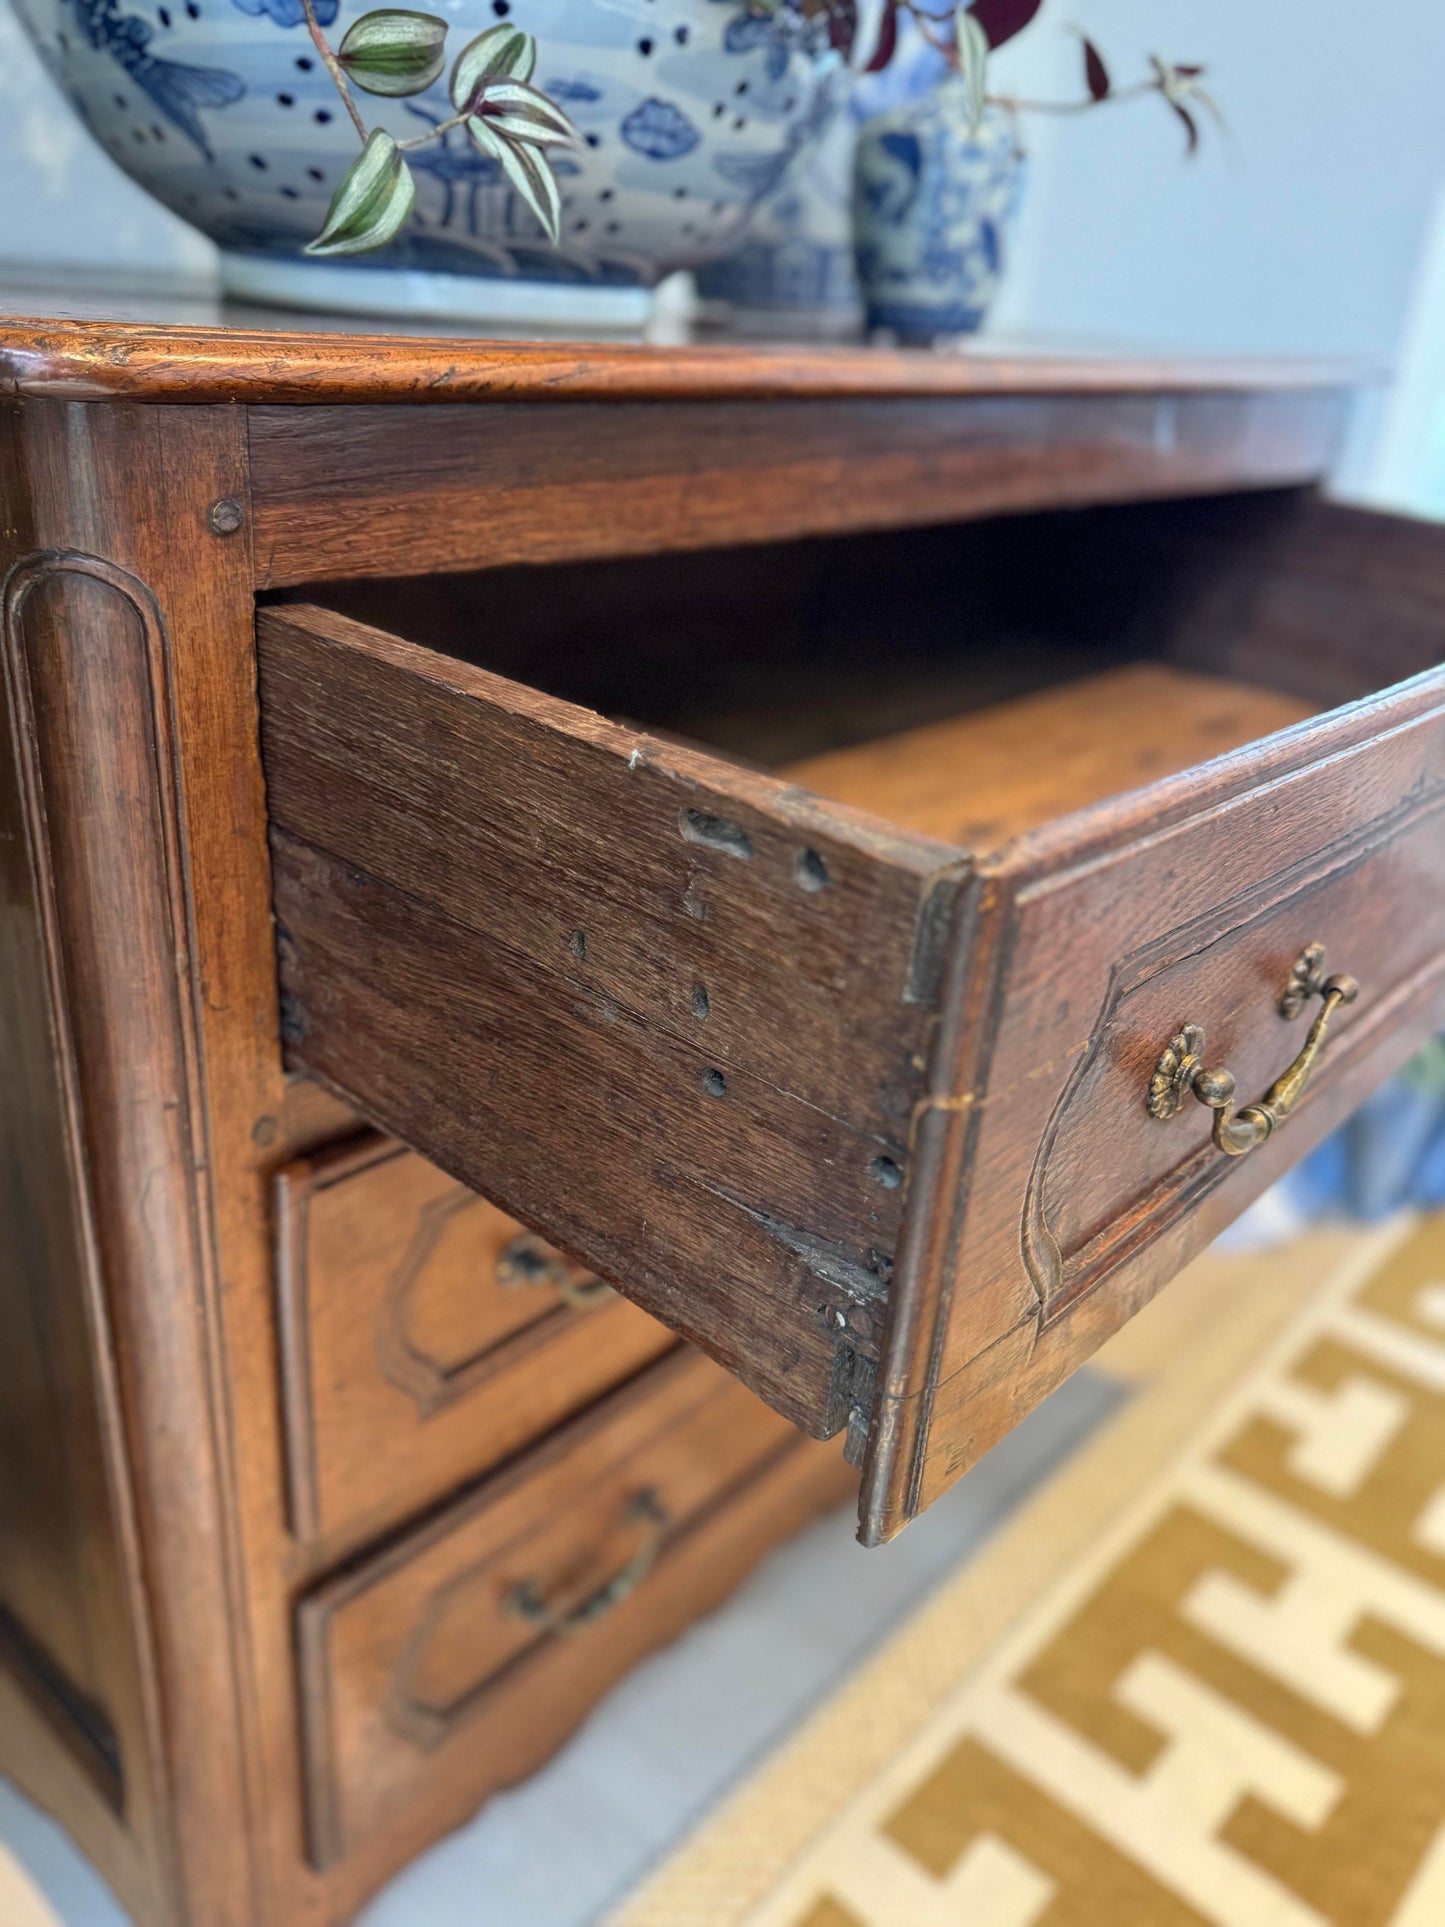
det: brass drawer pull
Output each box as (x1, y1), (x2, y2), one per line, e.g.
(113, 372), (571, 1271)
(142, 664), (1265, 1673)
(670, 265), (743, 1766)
(503, 1490), (670, 1637)
(496, 1232), (615, 1311)
(1148, 943), (1359, 1158)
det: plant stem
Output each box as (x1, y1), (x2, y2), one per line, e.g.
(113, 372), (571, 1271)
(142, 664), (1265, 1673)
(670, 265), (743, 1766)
(395, 107), (476, 151)
(990, 81), (1158, 115)
(300, 0), (370, 145)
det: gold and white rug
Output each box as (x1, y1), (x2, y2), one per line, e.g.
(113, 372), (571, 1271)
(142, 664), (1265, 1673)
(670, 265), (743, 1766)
(614, 1215), (1445, 1927)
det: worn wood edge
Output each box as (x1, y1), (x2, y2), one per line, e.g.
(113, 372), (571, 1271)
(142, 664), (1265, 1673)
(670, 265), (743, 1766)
(260, 604), (968, 885)
(857, 870), (1017, 1546)
(985, 663), (1445, 887)
(261, 602), (969, 1446)
(0, 320), (1364, 405)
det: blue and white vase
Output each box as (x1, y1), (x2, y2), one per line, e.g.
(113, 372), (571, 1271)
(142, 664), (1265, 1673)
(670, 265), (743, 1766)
(852, 90), (1024, 342)
(696, 7), (946, 331)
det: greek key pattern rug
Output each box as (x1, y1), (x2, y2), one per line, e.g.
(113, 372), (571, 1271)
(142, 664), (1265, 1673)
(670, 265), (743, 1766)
(614, 1215), (1445, 1927)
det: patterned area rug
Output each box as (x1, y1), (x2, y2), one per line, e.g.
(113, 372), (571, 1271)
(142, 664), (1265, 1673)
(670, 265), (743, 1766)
(613, 1215), (1445, 1927)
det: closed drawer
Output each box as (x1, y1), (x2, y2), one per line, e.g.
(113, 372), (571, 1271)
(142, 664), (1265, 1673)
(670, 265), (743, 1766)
(296, 1348), (848, 1869)
(257, 497), (1445, 1546)
(276, 1133), (675, 1550)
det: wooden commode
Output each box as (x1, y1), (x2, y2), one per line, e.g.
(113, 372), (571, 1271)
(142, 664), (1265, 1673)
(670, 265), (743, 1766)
(0, 297), (1441, 1925)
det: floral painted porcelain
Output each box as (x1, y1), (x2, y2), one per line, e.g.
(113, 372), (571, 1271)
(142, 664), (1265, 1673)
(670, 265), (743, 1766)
(696, 8), (944, 332)
(14, 0), (837, 321)
(852, 91), (1023, 341)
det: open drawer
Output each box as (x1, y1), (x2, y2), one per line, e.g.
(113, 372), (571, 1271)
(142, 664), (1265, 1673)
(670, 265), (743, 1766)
(257, 492), (1445, 1545)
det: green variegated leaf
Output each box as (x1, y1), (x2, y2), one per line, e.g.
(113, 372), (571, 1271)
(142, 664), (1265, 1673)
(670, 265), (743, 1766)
(474, 78), (578, 140)
(466, 117), (561, 242)
(954, 5), (989, 134)
(305, 129), (416, 255)
(450, 23), (535, 111)
(337, 10), (447, 96)
(476, 106), (576, 145)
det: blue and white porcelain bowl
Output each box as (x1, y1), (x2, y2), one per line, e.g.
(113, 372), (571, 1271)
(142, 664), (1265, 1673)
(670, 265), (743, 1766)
(852, 91), (1023, 342)
(13, 0), (837, 322)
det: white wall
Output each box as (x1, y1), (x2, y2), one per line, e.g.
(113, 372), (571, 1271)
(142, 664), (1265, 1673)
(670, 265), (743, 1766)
(1364, 184), (1445, 515)
(987, 0), (1445, 363)
(0, 4), (209, 279)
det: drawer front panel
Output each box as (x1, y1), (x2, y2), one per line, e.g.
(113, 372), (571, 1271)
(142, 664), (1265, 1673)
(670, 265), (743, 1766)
(870, 674), (1445, 1535)
(297, 1351), (839, 1867)
(1042, 792), (1445, 1280)
(277, 1134), (674, 1549)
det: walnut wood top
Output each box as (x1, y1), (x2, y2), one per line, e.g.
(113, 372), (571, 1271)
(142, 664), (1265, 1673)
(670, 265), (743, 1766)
(0, 308), (1361, 406)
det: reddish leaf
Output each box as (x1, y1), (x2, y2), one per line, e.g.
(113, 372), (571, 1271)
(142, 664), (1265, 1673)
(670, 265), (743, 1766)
(1174, 63), (1205, 76)
(1081, 35), (1110, 100)
(1170, 98), (1199, 154)
(965, 0), (1043, 51)
(826, 0), (857, 57)
(863, 0), (898, 71)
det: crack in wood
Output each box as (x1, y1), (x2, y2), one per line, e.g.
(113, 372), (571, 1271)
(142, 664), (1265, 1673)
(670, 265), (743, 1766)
(693, 1179), (892, 1306)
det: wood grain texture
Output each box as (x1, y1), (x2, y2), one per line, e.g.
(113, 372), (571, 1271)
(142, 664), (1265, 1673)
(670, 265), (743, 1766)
(0, 575), (127, 1804)
(297, 1348), (850, 1876)
(0, 471), (161, 1921)
(248, 390), (1346, 585)
(259, 603), (963, 1441)
(0, 308), (1419, 1922)
(0, 402), (268, 1924)
(0, 311), (1359, 404)
(258, 591), (1445, 1551)
(325, 1425), (853, 1921)
(1150, 494), (1445, 704)
(862, 662), (1445, 1541)
(276, 1133), (675, 1559)
(788, 664), (1317, 851)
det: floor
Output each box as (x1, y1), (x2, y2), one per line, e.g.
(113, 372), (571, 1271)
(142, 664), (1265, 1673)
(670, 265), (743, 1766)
(0, 1370), (1120, 1927)
(613, 1222), (1364, 1927)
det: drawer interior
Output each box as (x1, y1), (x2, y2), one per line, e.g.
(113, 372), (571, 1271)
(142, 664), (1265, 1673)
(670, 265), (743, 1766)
(259, 487), (1445, 1543)
(268, 488), (1439, 791)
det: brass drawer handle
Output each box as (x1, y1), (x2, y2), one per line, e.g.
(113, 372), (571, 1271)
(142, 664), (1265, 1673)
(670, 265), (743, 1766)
(495, 1232), (615, 1311)
(503, 1490), (670, 1637)
(1147, 943), (1359, 1159)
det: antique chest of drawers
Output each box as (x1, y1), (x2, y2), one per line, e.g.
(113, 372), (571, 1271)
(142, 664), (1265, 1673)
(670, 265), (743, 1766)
(0, 301), (1440, 1926)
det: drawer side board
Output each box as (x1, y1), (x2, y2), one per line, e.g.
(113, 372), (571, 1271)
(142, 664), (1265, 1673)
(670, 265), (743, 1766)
(258, 605), (966, 1444)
